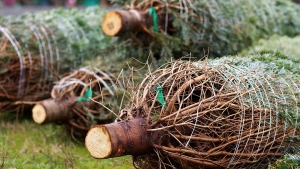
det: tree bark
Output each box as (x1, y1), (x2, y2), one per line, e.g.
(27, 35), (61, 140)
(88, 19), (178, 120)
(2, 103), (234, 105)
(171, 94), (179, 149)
(85, 118), (164, 159)
(101, 10), (149, 36)
(32, 96), (77, 124)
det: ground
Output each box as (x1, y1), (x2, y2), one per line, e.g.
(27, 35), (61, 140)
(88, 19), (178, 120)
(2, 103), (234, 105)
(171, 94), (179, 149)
(0, 113), (134, 169)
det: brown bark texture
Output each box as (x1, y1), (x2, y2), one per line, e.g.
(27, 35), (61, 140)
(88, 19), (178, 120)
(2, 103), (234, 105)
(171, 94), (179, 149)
(32, 96), (77, 124)
(101, 10), (149, 36)
(85, 118), (165, 158)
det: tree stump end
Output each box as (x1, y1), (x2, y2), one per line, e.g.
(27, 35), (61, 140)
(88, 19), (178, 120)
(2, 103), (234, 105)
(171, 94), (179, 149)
(101, 11), (123, 36)
(32, 103), (47, 124)
(85, 126), (112, 159)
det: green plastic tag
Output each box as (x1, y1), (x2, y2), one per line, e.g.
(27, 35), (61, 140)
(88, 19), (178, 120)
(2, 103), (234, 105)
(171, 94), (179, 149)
(156, 86), (166, 108)
(77, 87), (93, 102)
(148, 6), (158, 32)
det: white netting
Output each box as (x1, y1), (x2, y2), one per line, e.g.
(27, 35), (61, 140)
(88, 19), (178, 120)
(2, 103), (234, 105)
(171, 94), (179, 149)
(120, 55), (300, 168)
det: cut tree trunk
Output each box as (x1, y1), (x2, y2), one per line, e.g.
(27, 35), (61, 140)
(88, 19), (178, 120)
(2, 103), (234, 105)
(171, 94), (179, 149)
(32, 96), (78, 124)
(101, 10), (149, 36)
(85, 118), (164, 158)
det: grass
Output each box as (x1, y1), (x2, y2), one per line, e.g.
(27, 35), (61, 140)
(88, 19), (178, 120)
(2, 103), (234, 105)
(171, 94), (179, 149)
(0, 113), (134, 169)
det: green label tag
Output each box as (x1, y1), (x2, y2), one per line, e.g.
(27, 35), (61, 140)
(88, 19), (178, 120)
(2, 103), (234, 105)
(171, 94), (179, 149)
(156, 86), (166, 108)
(77, 87), (93, 102)
(148, 6), (158, 32)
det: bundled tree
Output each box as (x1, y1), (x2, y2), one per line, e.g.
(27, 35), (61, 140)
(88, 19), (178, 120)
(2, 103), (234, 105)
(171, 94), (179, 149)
(32, 67), (125, 141)
(101, 0), (300, 58)
(0, 7), (125, 113)
(86, 53), (300, 168)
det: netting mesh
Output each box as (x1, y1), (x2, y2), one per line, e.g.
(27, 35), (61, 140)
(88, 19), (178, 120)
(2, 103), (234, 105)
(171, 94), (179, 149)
(0, 7), (116, 113)
(109, 0), (300, 58)
(119, 54), (300, 168)
(51, 66), (123, 142)
(0, 24), (56, 113)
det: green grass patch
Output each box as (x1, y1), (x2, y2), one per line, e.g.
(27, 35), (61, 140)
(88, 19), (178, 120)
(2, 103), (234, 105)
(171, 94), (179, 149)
(0, 114), (134, 169)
